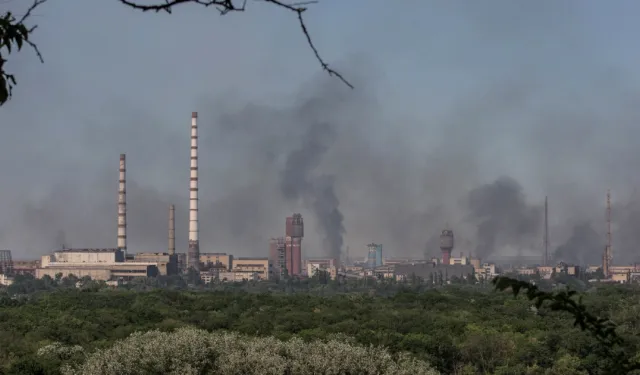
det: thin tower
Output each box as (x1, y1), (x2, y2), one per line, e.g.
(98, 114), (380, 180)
(604, 189), (613, 277)
(544, 196), (549, 266)
(188, 112), (200, 271)
(168, 204), (175, 255)
(118, 154), (127, 258)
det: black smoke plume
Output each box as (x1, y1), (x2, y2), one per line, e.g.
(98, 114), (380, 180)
(281, 121), (345, 261)
(466, 176), (542, 259)
(553, 222), (601, 265)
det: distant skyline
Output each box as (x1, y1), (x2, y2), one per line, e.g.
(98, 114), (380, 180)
(1, 1), (640, 264)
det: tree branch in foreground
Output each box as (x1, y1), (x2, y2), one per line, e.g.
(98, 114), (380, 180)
(119, 0), (354, 89)
(493, 276), (640, 374)
(0, 0), (46, 105)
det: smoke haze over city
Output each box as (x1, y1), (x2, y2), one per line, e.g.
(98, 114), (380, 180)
(1, 1), (640, 264)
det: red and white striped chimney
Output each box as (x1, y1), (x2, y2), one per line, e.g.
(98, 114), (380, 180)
(118, 153), (127, 257)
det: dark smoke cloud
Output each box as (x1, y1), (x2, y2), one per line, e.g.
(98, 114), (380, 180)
(553, 222), (601, 265)
(466, 176), (542, 260)
(4, 2), (640, 267)
(280, 117), (344, 261)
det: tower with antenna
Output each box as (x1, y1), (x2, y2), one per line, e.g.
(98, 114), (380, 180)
(544, 196), (549, 266)
(603, 190), (612, 277)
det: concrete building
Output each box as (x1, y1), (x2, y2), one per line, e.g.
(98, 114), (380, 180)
(307, 262), (337, 280)
(448, 252), (469, 265)
(0, 250), (13, 275)
(12, 260), (39, 276)
(218, 271), (259, 282)
(36, 263), (158, 280)
(305, 258), (338, 269)
(43, 248), (125, 265)
(394, 262), (474, 283)
(366, 244), (377, 269)
(370, 265), (395, 279)
(231, 257), (271, 280)
(177, 253), (187, 272)
(475, 263), (498, 280)
(37, 248), (158, 281)
(268, 238), (286, 278)
(200, 253), (233, 270)
(285, 214), (304, 276)
(133, 252), (178, 276)
(0, 274), (14, 286)
(383, 258), (414, 266)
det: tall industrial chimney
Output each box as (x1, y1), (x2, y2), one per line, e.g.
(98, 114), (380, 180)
(188, 112), (200, 271)
(168, 204), (175, 255)
(118, 153), (127, 257)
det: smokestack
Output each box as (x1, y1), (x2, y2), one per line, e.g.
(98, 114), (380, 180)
(168, 204), (175, 255)
(188, 112), (200, 271)
(118, 154), (127, 257)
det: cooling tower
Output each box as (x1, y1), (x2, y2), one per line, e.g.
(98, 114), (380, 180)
(168, 204), (175, 255)
(118, 154), (127, 257)
(187, 112), (200, 271)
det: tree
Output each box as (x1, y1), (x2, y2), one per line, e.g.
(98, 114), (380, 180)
(0, 0), (46, 105)
(492, 276), (640, 375)
(0, 0), (352, 107)
(119, 0), (352, 88)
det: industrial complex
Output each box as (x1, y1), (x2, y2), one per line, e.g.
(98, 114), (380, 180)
(0, 112), (638, 287)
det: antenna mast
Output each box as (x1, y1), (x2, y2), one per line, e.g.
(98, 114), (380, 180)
(544, 196), (549, 266)
(604, 190), (613, 277)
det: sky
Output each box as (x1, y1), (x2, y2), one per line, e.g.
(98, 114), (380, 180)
(1, 0), (640, 264)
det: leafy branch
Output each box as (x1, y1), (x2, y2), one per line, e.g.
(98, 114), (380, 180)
(0, 0), (46, 105)
(493, 276), (640, 374)
(119, 0), (354, 89)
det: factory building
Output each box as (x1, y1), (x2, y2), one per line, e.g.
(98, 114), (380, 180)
(12, 260), (40, 276)
(269, 237), (286, 278)
(200, 253), (233, 270)
(284, 214), (304, 276)
(307, 262), (337, 280)
(36, 248), (158, 281)
(0, 274), (13, 286)
(367, 245), (376, 269)
(366, 243), (383, 268)
(0, 250), (13, 275)
(133, 252), (178, 275)
(231, 257), (271, 280)
(395, 262), (475, 283)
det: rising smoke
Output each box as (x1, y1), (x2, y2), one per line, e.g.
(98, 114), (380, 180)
(466, 176), (542, 260)
(281, 120), (345, 261)
(2, 1), (640, 265)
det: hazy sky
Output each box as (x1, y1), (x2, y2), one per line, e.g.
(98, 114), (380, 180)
(2, 0), (640, 263)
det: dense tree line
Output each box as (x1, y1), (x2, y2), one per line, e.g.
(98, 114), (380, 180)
(1, 274), (640, 374)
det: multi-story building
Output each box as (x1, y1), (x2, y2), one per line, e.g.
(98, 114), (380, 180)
(475, 263), (498, 280)
(269, 238), (286, 278)
(133, 252), (178, 276)
(36, 248), (158, 281)
(285, 214), (303, 276)
(306, 262), (337, 280)
(0, 250), (13, 275)
(200, 253), (233, 270)
(0, 274), (13, 286)
(12, 260), (40, 276)
(395, 262), (475, 283)
(231, 257), (271, 280)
